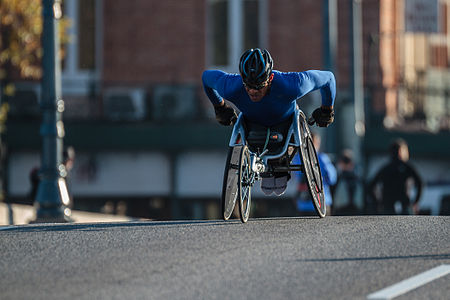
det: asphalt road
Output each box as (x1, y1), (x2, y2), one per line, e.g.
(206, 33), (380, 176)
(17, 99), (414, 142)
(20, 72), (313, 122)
(0, 216), (449, 300)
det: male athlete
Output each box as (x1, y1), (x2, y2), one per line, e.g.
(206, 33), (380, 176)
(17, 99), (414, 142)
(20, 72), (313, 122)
(202, 48), (336, 195)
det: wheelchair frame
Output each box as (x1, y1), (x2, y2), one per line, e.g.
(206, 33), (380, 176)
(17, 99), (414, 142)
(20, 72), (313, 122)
(221, 107), (326, 222)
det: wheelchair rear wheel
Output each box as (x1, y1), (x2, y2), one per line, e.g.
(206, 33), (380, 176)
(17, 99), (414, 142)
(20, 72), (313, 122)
(221, 146), (241, 220)
(238, 145), (252, 223)
(299, 122), (326, 217)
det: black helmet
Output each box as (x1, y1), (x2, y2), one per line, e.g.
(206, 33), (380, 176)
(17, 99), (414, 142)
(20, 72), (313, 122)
(239, 48), (273, 89)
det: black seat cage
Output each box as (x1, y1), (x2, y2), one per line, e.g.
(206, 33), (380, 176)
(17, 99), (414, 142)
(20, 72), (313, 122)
(229, 107), (307, 172)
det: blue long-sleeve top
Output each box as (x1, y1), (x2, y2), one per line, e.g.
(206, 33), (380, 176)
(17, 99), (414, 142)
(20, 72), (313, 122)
(202, 69), (336, 127)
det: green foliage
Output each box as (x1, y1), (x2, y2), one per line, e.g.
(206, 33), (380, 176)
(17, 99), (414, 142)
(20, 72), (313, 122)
(0, 0), (70, 80)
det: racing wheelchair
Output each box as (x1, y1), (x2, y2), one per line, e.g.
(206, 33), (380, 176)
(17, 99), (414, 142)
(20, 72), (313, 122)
(221, 106), (326, 223)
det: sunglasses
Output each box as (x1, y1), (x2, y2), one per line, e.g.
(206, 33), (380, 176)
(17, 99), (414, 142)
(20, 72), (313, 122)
(243, 80), (269, 90)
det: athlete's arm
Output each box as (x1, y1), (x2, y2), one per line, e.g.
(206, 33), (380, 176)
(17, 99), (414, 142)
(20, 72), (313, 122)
(202, 70), (238, 125)
(202, 70), (228, 106)
(297, 70), (336, 108)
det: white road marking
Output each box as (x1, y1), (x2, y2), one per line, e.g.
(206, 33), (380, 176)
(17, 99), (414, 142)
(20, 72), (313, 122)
(367, 264), (450, 300)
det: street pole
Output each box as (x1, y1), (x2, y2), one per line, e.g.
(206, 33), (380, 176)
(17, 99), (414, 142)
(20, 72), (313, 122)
(351, 0), (365, 137)
(34, 0), (71, 222)
(323, 0), (337, 73)
(323, 0), (338, 154)
(350, 0), (367, 212)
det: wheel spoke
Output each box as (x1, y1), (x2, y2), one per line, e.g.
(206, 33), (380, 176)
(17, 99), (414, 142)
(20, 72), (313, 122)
(242, 186), (249, 199)
(238, 146), (252, 222)
(222, 147), (240, 220)
(299, 123), (326, 218)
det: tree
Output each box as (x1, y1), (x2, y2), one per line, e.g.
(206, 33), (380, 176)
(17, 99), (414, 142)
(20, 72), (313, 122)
(0, 0), (70, 123)
(0, 0), (70, 80)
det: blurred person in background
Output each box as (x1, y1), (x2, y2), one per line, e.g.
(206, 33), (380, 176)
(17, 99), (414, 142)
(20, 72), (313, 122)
(62, 146), (76, 206)
(29, 146), (76, 207)
(293, 133), (337, 215)
(202, 48), (336, 196)
(368, 139), (423, 215)
(332, 149), (362, 215)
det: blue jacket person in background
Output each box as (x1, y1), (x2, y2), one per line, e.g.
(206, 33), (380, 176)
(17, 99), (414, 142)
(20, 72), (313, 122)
(202, 48), (336, 195)
(294, 133), (337, 214)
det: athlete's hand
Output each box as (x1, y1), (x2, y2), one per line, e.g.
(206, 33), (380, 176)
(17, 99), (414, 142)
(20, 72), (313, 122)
(214, 102), (238, 126)
(311, 106), (334, 127)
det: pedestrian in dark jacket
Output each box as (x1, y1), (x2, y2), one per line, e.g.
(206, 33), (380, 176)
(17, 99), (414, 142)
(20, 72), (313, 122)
(369, 139), (423, 214)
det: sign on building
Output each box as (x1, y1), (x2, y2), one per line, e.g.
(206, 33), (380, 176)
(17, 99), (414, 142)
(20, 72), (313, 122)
(405, 0), (439, 33)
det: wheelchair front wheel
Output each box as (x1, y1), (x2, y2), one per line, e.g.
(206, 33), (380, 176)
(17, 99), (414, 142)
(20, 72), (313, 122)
(299, 123), (326, 217)
(221, 146), (241, 220)
(238, 145), (252, 223)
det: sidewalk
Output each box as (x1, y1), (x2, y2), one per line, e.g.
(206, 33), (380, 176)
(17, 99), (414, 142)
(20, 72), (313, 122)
(0, 202), (134, 226)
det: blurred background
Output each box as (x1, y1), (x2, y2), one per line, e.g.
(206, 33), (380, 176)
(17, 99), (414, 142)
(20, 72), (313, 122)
(1, 0), (449, 221)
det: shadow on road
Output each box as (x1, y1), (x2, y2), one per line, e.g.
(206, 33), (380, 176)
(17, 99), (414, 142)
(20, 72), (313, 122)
(0, 216), (323, 233)
(0, 219), (247, 233)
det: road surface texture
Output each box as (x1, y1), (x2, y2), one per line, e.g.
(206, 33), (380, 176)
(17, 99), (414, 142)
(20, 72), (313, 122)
(0, 216), (449, 299)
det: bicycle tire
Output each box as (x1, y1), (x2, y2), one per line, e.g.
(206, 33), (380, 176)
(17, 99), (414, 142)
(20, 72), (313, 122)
(299, 121), (326, 217)
(238, 145), (252, 223)
(221, 146), (241, 220)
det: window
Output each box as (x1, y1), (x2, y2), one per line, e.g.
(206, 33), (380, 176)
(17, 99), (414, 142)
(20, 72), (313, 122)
(209, 0), (229, 66)
(207, 0), (267, 71)
(78, 0), (96, 70)
(379, 0), (450, 132)
(396, 1), (450, 132)
(243, 0), (260, 50)
(62, 0), (102, 95)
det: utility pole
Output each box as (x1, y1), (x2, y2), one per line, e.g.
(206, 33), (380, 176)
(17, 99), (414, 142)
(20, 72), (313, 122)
(323, 0), (338, 73)
(33, 0), (71, 222)
(351, 0), (365, 138)
(323, 0), (338, 154)
(350, 0), (367, 212)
